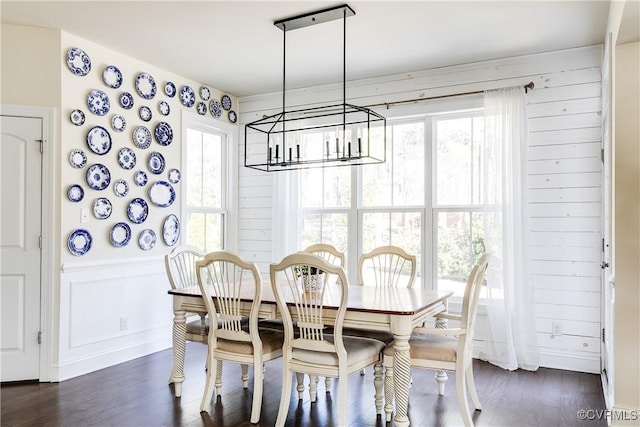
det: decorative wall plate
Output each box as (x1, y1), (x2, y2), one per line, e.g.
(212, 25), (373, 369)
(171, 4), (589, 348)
(93, 197), (112, 219)
(87, 89), (110, 116)
(102, 65), (123, 89)
(70, 109), (85, 126)
(209, 100), (222, 118)
(111, 114), (126, 132)
(138, 229), (156, 251)
(86, 163), (111, 190)
(221, 94), (232, 111)
(135, 72), (157, 100)
(154, 121), (173, 146)
(162, 214), (180, 246)
(197, 102), (207, 115)
(110, 222), (132, 247)
(139, 105), (152, 122)
(67, 184), (84, 202)
(113, 179), (129, 197)
(119, 92), (134, 110)
(147, 151), (165, 175)
(69, 149), (87, 168)
(66, 47), (91, 76)
(199, 86), (211, 101)
(158, 100), (170, 116)
(132, 126), (152, 149)
(68, 229), (92, 256)
(168, 168), (181, 184)
(134, 170), (148, 187)
(86, 125), (112, 155)
(179, 85), (195, 107)
(127, 197), (149, 224)
(164, 81), (176, 98)
(148, 180), (175, 207)
(118, 147), (136, 170)
(228, 110), (237, 123)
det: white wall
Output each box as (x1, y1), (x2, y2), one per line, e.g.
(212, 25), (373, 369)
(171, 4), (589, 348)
(238, 45), (604, 373)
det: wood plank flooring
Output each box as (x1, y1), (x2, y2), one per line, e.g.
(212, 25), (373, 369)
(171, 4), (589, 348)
(1, 343), (607, 426)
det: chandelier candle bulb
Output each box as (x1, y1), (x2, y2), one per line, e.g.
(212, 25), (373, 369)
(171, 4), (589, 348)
(296, 144), (300, 160)
(326, 140), (330, 157)
(348, 141), (351, 157)
(289, 147), (292, 162)
(275, 144), (279, 160)
(358, 137), (362, 154)
(336, 138), (340, 158)
(268, 146), (272, 162)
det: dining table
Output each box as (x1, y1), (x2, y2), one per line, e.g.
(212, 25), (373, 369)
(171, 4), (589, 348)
(168, 281), (452, 427)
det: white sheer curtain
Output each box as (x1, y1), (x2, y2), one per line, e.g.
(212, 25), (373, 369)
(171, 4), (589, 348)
(272, 171), (300, 262)
(478, 86), (539, 371)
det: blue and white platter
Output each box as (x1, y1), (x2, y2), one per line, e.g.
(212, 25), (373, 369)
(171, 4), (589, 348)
(147, 151), (165, 175)
(118, 147), (136, 170)
(132, 125), (152, 149)
(134, 170), (148, 187)
(162, 214), (180, 246)
(127, 197), (149, 224)
(86, 125), (112, 155)
(154, 121), (173, 146)
(69, 149), (87, 168)
(87, 89), (110, 116)
(110, 222), (131, 247)
(139, 105), (152, 122)
(86, 163), (111, 191)
(221, 94), (232, 111)
(68, 229), (92, 256)
(67, 184), (84, 202)
(158, 100), (170, 116)
(168, 168), (181, 184)
(70, 109), (85, 126)
(135, 72), (157, 100)
(102, 65), (123, 89)
(228, 110), (237, 124)
(200, 86), (211, 101)
(138, 229), (157, 251)
(209, 100), (222, 118)
(93, 197), (112, 219)
(66, 47), (91, 76)
(164, 81), (176, 98)
(113, 178), (129, 197)
(111, 114), (126, 132)
(197, 102), (207, 115)
(179, 85), (195, 107)
(148, 180), (175, 208)
(119, 92), (134, 110)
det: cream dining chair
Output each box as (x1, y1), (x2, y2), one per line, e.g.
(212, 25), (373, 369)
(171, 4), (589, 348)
(196, 251), (284, 423)
(270, 252), (385, 426)
(382, 253), (491, 426)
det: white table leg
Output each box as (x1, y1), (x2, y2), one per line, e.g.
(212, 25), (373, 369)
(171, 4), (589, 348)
(391, 316), (412, 427)
(171, 309), (187, 397)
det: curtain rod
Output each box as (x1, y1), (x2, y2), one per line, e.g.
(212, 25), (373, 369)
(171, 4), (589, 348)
(365, 81), (535, 110)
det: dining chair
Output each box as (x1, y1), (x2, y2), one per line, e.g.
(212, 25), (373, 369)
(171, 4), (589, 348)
(196, 251), (284, 423)
(270, 253), (385, 426)
(382, 253), (491, 426)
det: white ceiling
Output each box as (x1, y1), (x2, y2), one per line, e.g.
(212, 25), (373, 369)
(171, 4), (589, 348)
(1, 1), (611, 97)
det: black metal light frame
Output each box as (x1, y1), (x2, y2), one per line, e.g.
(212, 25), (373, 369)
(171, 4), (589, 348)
(244, 4), (386, 172)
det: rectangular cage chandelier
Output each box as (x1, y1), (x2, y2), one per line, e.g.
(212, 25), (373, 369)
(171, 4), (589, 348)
(244, 4), (386, 172)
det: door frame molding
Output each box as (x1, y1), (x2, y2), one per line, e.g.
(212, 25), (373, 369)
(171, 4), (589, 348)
(1, 104), (56, 382)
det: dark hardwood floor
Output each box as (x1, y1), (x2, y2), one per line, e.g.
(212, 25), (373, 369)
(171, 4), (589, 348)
(1, 342), (606, 427)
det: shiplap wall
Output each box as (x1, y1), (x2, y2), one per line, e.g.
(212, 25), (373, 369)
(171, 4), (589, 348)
(237, 45), (603, 373)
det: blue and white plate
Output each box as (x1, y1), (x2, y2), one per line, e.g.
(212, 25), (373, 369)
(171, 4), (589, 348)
(132, 125), (152, 149)
(118, 147), (136, 170)
(209, 100), (222, 118)
(179, 85), (195, 107)
(66, 47), (91, 76)
(168, 168), (181, 184)
(127, 197), (148, 224)
(111, 114), (126, 132)
(154, 121), (173, 146)
(119, 92), (134, 110)
(197, 102), (207, 115)
(228, 110), (237, 123)
(200, 86), (211, 101)
(138, 229), (157, 251)
(86, 163), (111, 190)
(135, 72), (156, 100)
(67, 184), (84, 202)
(148, 180), (175, 208)
(158, 101), (170, 116)
(86, 125), (112, 155)
(70, 109), (85, 126)
(69, 149), (87, 168)
(113, 179), (129, 197)
(139, 105), (152, 122)
(110, 222), (132, 247)
(103, 65), (123, 89)
(147, 151), (165, 175)
(134, 170), (148, 187)
(93, 197), (112, 219)
(87, 89), (110, 116)
(221, 94), (232, 111)
(162, 214), (180, 246)
(68, 229), (92, 256)
(164, 81), (176, 98)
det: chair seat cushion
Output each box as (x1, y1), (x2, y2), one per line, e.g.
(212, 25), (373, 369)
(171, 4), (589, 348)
(340, 326), (395, 344)
(186, 317), (208, 335)
(217, 328), (284, 355)
(293, 335), (384, 367)
(383, 333), (458, 363)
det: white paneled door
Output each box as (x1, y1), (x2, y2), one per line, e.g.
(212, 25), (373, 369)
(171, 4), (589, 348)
(1, 115), (42, 381)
